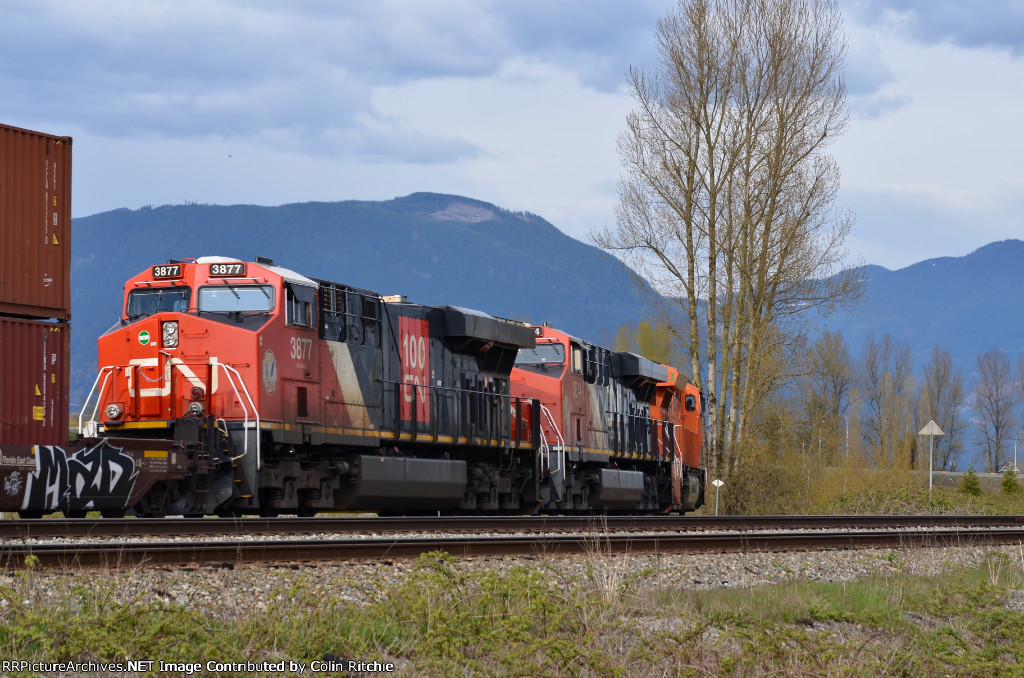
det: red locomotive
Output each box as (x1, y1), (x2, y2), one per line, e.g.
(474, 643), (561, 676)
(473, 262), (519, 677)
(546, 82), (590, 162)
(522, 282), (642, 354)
(7, 256), (704, 517)
(510, 325), (704, 512)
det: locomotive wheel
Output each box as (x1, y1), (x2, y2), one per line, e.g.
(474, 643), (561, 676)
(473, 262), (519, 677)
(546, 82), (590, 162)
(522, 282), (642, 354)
(258, 488), (282, 517)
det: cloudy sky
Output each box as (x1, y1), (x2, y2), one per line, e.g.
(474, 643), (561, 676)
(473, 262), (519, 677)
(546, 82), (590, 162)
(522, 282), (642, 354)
(3, 0), (1022, 271)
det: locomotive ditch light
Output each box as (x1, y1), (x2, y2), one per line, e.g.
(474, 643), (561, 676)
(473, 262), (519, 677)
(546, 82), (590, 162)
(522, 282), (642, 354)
(105, 403), (123, 420)
(162, 320), (179, 347)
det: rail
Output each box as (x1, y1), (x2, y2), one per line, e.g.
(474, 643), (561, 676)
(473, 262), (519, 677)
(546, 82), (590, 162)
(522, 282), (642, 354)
(7, 514), (1024, 539)
(7, 516), (1024, 568)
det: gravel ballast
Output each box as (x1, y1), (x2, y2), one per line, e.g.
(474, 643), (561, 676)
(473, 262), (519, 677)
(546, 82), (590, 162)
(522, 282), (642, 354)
(3, 543), (1022, 621)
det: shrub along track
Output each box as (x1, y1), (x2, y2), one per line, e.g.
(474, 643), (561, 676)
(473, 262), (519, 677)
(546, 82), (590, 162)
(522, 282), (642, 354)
(3, 515), (1024, 569)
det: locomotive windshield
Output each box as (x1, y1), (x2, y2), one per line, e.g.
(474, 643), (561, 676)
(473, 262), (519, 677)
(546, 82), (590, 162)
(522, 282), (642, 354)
(514, 342), (566, 375)
(198, 285), (275, 313)
(126, 287), (191, 318)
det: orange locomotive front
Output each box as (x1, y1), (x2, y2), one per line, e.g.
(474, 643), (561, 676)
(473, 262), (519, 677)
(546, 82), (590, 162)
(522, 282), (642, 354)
(87, 257), (326, 514)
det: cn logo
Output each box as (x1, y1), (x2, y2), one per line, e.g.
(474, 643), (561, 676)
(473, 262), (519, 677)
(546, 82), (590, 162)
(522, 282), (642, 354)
(399, 317), (430, 422)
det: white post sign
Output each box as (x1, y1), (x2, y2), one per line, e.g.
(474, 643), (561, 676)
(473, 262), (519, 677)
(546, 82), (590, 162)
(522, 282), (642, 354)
(712, 479), (724, 516)
(919, 420), (945, 504)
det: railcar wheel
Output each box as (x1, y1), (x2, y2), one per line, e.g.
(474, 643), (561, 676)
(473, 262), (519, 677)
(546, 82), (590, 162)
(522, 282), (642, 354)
(17, 511), (42, 520)
(135, 481), (171, 518)
(100, 509), (127, 518)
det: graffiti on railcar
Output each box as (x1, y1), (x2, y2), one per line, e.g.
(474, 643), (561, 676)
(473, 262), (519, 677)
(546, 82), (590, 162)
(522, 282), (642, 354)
(4, 471), (23, 497)
(22, 440), (139, 512)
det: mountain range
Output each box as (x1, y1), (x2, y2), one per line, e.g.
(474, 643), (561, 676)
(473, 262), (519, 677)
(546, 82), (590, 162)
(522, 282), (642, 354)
(68, 192), (1024, 403)
(819, 239), (1024, 374)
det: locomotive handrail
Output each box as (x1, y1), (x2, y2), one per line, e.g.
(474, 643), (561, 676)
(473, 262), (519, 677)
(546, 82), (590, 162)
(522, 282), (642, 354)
(538, 404), (564, 479)
(213, 361), (261, 470)
(78, 366), (117, 437)
(381, 380), (524, 445)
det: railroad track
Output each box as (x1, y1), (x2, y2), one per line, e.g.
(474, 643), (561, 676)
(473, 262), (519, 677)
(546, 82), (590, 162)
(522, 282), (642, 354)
(4, 514), (1024, 539)
(3, 515), (1024, 569)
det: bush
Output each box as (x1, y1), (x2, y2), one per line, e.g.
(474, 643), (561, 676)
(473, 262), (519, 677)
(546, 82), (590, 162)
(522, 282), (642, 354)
(1002, 468), (1020, 494)
(959, 469), (982, 496)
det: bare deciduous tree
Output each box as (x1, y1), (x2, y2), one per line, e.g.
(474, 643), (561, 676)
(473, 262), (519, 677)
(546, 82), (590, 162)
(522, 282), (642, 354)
(799, 330), (854, 463)
(594, 0), (862, 478)
(859, 333), (915, 469)
(976, 348), (1018, 472)
(916, 345), (965, 471)
(1015, 354), (1024, 461)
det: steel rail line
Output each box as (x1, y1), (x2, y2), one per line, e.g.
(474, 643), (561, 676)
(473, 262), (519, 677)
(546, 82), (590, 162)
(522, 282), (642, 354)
(4, 525), (1024, 569)
(2, 514), (1024, 540)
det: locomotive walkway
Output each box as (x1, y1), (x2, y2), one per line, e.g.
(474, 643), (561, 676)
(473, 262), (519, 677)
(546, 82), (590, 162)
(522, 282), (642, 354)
(2, 515), (1024, 569)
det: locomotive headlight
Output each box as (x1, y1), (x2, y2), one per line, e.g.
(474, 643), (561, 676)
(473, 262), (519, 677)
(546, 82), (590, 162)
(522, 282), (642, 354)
(162, 321), (179, 348)
(187, 401), (205, 417)
(105, 403), (123, 420)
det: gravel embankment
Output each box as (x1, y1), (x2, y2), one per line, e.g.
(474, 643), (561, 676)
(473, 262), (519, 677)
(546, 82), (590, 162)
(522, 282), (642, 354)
(2, 543), (1021, 620)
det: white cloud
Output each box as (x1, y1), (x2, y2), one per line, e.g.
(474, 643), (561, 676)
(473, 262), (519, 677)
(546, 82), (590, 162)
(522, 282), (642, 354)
(4, 0), (1024, 274)
(849, 0), (1024, 55)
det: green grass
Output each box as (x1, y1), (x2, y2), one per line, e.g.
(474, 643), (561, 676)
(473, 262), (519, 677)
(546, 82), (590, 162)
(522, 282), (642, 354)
(818, 484), (1024, 516)
(2, 551), (1024, 676)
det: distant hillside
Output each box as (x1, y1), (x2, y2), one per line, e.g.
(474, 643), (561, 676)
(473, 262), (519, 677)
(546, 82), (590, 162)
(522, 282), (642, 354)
(819, 239), (1024, 373)
(69, 193), (646, 403)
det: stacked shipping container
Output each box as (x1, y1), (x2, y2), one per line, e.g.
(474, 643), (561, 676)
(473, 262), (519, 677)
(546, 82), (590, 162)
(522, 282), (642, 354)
(0, 123), (72, 445)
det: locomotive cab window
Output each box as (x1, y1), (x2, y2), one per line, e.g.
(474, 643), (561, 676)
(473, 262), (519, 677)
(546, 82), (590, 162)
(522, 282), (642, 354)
(126, 286), (191, 318)
(571, 344), (584, 375)
(286, 283), (317, 329)
(514, 342), (565, 375)
(198, 285), (274, 313)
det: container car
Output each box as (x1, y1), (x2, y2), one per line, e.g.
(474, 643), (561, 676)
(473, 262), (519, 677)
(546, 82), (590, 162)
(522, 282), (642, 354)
(0, 316), (69, 446)
(0, 123), (72, 319)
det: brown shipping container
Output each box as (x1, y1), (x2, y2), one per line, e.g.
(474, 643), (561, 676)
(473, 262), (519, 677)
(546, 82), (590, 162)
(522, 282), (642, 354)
(0, 123), (72, 319)
(0, 316), (70, 445)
